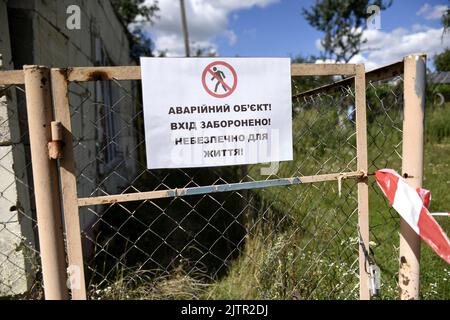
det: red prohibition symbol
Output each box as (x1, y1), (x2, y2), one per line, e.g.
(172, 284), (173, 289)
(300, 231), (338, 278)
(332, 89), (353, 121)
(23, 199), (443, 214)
(201, 61), (238, 98)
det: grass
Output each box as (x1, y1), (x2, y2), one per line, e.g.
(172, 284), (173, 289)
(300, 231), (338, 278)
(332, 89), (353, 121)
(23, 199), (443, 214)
(205, 101), (450, 300)
(88, 98), (450, 300)
(89, 268), (210, 300)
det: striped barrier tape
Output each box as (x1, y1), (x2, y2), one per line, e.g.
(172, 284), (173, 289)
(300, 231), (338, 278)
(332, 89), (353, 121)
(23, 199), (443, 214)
(375, 169), (450, 264)
(415, 187), (450, 216)
(431, 213), (450, 217)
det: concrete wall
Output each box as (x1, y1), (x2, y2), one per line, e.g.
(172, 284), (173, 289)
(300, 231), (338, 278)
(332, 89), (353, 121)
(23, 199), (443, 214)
(0, 0), (139, 296)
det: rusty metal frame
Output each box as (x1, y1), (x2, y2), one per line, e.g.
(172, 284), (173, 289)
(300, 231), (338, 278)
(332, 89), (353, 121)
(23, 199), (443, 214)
(45, 63), (370, 300)
(293, 60), (403, 100)
(0, 62), (374, 300)
(23, 66), (69, 300)
(0, 67), (70, 299)
(0, 70), (25, 85)
(51, 68), (87, 300)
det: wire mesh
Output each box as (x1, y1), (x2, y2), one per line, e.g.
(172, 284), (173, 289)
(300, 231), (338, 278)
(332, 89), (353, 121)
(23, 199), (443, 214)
(0, 84), (41, 298)
(1, 63), (448, 300)
(66, 73), (363, 300)
(366, 76), (404, 299)
(421, 72), (450, 300)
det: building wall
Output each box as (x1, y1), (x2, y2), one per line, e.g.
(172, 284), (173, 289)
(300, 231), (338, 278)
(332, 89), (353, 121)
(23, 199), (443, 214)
(0, 0), (139, 296)
(0, 0), (37, 297)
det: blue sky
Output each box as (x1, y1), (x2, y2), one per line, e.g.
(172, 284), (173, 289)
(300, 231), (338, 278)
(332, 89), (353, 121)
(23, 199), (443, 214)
(143, 0), (449, 69)
(217, 0), (447, 57)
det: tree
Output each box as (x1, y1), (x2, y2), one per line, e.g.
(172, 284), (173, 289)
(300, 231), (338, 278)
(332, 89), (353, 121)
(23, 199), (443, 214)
(111, 0), (160, 61)
(111, 0), (159, 25)
(434, 48), (450, 72)
(441, 4), (450, 38)
(302, 0), (392, 63)
(442, 4), (450, 35)
(192, 47), (217, 57)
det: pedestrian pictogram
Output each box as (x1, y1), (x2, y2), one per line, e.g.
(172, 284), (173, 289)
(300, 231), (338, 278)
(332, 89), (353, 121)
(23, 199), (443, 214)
(202, 61), (237, 98)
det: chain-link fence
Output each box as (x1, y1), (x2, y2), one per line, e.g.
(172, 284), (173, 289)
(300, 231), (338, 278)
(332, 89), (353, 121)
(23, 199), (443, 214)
(1, 60), (448, 300)
(63, 66), (362, 300)
(365, 75), (404, 299)
(364, 66), (449, 300)
(0, 83), (41, 298)
(421, 70), (450, 300)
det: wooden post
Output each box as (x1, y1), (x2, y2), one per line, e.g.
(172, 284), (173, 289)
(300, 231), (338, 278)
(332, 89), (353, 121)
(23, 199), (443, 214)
(23, 65), (69, 300)
(399, 54), (426, 300)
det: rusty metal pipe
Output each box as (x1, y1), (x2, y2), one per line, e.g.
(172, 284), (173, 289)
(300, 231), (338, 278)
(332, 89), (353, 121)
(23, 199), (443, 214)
(399, 54), (426, 300)
(23, 65), (68, 300)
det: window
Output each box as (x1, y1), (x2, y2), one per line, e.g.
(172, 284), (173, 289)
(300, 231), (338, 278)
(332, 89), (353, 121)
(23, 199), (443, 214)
(93, 37), (122, 174)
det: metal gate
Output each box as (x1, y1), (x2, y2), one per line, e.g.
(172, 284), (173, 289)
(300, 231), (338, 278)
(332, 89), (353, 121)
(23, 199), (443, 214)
(0, 56), (428, 300)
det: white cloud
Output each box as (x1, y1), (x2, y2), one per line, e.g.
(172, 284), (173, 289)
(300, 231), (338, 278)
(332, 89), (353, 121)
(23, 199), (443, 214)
(315, 38), (323, 52)
(224, 30), (237, 46)
(141, 0), (279, 56)
(355, 26), (450, 70)
(314, 26), (450, 71)
(417, 3), (448, 20)
(411, 24), (432, 32)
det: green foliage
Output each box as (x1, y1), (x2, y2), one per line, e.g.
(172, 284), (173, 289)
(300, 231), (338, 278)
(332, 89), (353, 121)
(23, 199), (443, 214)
(366, 82), (403, 123)
(193, 47), (218, 57)
(428, 83), (450, 109)
(205, 101), (450, 300)
(302, 0), (392, 62)
(426, 103), (450, 143)
(111, 0), (160, 61)
(291, 55), (320, 64)
(87, 89), (450, 300)
(111, 0), (159, 25)
(434, 48), (450, 72)
(442, 4), (450, 34)
(129, 29), (155, 61)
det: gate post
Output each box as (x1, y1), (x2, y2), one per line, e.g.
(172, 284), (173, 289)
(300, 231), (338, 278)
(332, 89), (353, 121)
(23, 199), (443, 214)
(355, 64), (370, 300)
(51, 68), (87, 300)
(399, 54), (426, 300)
(23, 65), (69, 299)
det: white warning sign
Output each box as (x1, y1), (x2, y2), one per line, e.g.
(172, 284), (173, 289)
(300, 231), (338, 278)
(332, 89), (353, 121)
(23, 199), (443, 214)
(140, 57), (293, 169)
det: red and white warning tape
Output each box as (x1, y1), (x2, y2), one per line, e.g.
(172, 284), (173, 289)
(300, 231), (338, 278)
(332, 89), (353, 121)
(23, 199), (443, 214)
(415, 187), (450, 217)
(375, 169), (450, 264)
(431, 213), (450, 217)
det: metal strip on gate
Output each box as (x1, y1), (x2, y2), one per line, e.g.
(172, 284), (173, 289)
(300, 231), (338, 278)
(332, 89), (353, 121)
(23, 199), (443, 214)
(77, 171), (367, 207)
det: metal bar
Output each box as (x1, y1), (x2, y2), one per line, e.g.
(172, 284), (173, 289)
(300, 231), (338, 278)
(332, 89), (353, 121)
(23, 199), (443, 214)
(66, 66), (141, 82)
(0, 70), (25, 85)
(293, 61), (404, 100)
(51, 68), (87, 300)
(23, 65), (69, 300)
(63, 63), (357, 83)
(1, 61), (401, 87)
(78, 171), (365, 207)
(355, 64), (370, 300)
(291, 63), (358, 76)
(399, 54), (426, 300)
(366, 60), (404, 83)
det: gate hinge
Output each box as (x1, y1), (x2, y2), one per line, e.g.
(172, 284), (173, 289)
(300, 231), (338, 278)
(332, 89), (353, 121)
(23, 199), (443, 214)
(48, 121), (64, 159)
